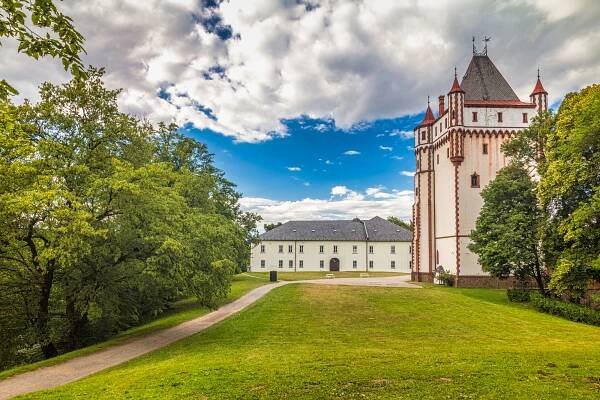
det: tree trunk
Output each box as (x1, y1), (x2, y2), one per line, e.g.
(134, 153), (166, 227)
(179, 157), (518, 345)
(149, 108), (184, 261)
(37, 268), (57, 359)
(65, 296), (88, 351)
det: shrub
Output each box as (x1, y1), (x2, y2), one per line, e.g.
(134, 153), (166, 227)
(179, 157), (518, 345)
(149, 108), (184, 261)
(507, 288), (532, 302)
(437, 271), (455, 287)
(530, 292), (600, 326)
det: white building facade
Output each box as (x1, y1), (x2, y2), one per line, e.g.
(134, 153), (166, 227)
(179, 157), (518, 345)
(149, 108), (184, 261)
(250, 217), (412, 272)
(411, 47), (548, 287)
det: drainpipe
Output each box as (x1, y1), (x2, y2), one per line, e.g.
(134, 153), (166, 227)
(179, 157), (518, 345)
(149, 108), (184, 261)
(359, 219), (369, 272)
(294, 240), (297, 272)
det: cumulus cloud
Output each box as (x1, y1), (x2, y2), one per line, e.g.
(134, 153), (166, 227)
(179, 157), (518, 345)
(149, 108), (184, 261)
(400, 171), (415, 177)
(379, 145), (393, 151)
(241, 187), (413, 226)
(343, 150), (361, 155)
(287, 166), (301, 171)
(389, 130), (414, 139)
(2, 1), (598, 143)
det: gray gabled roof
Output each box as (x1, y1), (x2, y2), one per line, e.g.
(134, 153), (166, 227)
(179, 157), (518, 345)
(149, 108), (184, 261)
(461, 55), (519, 101)
(259, 216), (412, 242)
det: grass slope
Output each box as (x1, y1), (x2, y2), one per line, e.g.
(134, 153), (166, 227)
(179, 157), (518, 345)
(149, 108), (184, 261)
(245, 271), (406, 281)
(19, 285), (600, 399)
(0, 274), (267, 380)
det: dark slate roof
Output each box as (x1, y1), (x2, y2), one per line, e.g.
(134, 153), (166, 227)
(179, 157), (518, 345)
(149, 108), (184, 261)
(260, 216), (412, 242)
(461, 55), (519, 101)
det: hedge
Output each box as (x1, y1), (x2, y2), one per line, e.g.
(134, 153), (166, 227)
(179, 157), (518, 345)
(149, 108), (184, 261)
(529, 292), (600, 326)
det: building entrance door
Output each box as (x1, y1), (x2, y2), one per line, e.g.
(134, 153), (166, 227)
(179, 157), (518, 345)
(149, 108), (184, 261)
(329, 258), (340, 272)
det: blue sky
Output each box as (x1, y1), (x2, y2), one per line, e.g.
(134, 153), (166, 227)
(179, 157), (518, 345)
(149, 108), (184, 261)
(183, 114), (421, 201)
(4, 0), (599, 224)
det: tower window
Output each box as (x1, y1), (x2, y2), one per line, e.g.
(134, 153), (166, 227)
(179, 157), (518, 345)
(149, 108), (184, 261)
(498, 112), (503, 123)
(421, 131), (426, 141)
(437, 154), (439, 164)
(447, 148), (449, 158)
(522, 113), (528, 123)
(482, 143), (488, 154)
(472, 112), (478, 122)
(471, 173), (480, 188)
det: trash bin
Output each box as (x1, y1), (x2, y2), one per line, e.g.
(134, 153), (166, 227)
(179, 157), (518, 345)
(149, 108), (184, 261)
(270, 270), (277, 282)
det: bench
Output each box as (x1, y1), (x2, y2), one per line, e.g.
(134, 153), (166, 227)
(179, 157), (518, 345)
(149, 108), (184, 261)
(325, 273), (335, 279)
(360, 273), (370, 278)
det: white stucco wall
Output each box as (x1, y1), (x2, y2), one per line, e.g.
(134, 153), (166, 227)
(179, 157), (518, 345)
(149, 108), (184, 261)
(250, 240), (411, 273)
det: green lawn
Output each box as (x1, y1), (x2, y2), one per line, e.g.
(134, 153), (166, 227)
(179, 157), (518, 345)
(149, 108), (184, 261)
(17, 284), (600, 399)
(0, 274), (267, 380)
(244, 271), (407, 281)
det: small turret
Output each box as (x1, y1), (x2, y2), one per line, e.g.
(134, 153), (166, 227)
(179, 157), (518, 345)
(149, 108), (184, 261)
(448, 67), (465, 127)
(530, 68), (548, 113)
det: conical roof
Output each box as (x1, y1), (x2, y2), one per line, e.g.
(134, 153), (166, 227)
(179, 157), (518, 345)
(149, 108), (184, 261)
(417, 104), (435, 127)
(530, 77), (547, 95)
(461, 55), (519, 101)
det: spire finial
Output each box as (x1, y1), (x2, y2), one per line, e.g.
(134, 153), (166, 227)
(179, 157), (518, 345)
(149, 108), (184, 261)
(537, 67), (540, 79)
(454, 66), (457, 79)
(427, 95), (430, 105)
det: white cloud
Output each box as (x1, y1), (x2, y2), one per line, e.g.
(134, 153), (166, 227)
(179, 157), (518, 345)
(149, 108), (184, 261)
(287, 166), (301, 171)
(3, 0), (600, 143)
(391, 155), (404, 160)
(343, 150), (361, 155)
(331, 185), (351, 196)
(324, 159), (334, 165)
(400, 170), (415, 177)
(240, 187), (414, 226)
(389, 130), (414, 139)
(375, 133), (385, 138)
(379, 145), (393, 151)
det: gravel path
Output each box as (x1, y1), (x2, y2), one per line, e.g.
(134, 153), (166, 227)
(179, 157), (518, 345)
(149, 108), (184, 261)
(0, 275), (419, 399)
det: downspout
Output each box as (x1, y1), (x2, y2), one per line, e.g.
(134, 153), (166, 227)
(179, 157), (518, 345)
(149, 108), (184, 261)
(294, 240), (297, 272)
(360, 219), (369, 272)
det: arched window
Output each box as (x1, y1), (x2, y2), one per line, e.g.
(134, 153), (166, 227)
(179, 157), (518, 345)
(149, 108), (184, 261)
(471, 173), (480, 188)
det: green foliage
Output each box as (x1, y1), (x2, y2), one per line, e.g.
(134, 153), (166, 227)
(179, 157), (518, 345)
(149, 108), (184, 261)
(468, 165), (546, 290)
(0, 69), (259, 369)
(436, 270), (454, 287)
(263, 222), (282, 231)
(506, 288), (532, 303)
(387, 216), (412, 231)
(539, 85), (600, 299)
(0, 0), (86, 100)
(530, 292), (600, 326)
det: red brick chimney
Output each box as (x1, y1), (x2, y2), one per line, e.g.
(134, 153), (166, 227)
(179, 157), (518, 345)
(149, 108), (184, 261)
(438, 95), (445, 116)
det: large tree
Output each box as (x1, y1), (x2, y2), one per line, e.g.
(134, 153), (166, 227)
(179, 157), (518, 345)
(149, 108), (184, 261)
(469, 165), (546, 291)
(539, 84), (600, 299)
(387, 216), (412, 231)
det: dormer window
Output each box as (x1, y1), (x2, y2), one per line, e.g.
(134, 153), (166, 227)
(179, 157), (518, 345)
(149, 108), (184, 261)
(471, 173), (480, 188)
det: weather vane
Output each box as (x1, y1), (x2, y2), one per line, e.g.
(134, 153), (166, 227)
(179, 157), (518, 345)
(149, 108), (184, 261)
(473, 36), (491, 56)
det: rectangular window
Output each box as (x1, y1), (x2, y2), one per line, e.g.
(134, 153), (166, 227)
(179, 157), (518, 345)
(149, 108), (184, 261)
(369, 260), (374, 269)
(319, 245), (324, 253)
(472, 111), (478, 122)
(482, 143), (488, 154)
(278, 245), (283, 253)
(299, 245), (304, 253)
(352, 260), (357, 269)
(288, 245), (293, 253)
(278, 260), (283, 268)
(391, 245), (396, 254)
(391, 261), (396, 269)
(333, 245), (338, 254)
(299, 260), (303, 268)
(436, 154), (439, 164)
(260, 260), (265, 268)
(289, 260), (293, 268)
(523, 113), (528, 123)
(444, 118), (447, 128)
(498, 112), (503, 122)
(260, 245), (265, 253)
(421, 131), (426, 140)
(320, 260), (324, 269)
(369, 245), (373, 254)
(471, 173), (480, 188)
(447, 147), (449, 158)
(352, 245), (357, 254)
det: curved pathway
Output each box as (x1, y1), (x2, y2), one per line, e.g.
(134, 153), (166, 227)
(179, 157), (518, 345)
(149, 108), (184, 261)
(0, 275), (419, 399)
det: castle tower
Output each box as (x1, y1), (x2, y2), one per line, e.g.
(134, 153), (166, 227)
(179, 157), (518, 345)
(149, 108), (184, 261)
(530, 70), (548, 113)
(411, 42), (548, 287)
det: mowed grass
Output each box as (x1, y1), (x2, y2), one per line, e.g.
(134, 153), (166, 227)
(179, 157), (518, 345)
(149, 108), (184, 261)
(18, 285), (600, 400)
(245, 271), (407, 281)
(0, 274), (267, 380)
